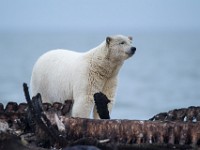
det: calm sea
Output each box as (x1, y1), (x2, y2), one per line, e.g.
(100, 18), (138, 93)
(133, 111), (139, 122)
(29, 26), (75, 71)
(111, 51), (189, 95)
(0, 30), (200, 120)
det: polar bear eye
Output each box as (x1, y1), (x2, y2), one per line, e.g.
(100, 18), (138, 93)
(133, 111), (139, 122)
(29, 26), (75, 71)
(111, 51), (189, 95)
(119, 41), (125, 45)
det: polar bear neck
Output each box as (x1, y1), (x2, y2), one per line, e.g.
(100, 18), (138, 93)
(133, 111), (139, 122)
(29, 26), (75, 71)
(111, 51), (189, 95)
(86, 41), (124, 79)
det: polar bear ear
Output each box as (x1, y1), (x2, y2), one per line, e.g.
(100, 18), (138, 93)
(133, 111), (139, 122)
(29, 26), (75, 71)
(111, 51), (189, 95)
(106, 37), (112, 45)
(128, 36), (133, 40)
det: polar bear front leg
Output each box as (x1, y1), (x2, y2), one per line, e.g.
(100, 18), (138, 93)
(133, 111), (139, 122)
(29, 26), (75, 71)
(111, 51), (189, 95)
(93, 77), (117, 119)
(72, 95), (94, 118)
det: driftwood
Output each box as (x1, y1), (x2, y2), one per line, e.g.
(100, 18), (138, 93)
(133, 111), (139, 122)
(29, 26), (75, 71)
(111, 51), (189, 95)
(0, 83), (200, 150)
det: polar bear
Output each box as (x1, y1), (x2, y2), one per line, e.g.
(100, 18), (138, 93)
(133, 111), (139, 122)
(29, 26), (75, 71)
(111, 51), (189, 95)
(30, 35), (136, 119)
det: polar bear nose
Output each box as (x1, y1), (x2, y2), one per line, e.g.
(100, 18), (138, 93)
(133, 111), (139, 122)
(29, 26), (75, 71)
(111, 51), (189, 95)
(131, 47), (136, 54)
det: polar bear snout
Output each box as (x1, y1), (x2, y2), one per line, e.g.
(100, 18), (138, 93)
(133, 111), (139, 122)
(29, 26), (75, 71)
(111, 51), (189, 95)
(131, 47), (136, 54)
(126, 47), (136, 57)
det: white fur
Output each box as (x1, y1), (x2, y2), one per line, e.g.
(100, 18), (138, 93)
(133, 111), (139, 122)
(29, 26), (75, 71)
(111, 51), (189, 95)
(30, 35), (134, 119)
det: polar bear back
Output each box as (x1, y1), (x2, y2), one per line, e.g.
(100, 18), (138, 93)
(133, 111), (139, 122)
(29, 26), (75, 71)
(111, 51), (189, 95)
(31, 49), (84, 103)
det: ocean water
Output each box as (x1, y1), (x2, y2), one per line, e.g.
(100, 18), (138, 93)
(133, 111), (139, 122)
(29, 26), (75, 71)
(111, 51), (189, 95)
(0, 30), (200, 120)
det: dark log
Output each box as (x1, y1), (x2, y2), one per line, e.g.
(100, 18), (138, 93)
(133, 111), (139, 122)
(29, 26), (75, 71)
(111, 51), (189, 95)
(94, 92), (110, 119)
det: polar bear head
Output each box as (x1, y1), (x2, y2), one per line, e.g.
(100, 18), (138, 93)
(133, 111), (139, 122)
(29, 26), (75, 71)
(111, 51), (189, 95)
(106, 35), (136, 63)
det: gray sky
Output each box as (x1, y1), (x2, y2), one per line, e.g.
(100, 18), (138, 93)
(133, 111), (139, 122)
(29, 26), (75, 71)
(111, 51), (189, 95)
(0, 0), (200, 32)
